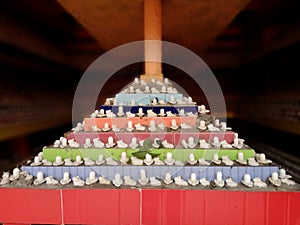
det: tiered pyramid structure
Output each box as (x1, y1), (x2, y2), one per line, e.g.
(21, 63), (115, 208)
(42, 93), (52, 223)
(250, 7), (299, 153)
(4, 77), (297, 188)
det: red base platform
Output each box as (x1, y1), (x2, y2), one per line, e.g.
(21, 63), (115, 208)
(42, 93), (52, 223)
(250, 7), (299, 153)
(0, 188), (299, 225)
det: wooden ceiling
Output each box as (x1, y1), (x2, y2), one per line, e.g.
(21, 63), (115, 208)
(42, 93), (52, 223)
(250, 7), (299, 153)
(1, 0), (299, 72)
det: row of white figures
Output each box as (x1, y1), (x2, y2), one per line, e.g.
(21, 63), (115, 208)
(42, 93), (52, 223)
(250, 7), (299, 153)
(104, 95), (198, 107)
(71, 122), (84, 133)
(182, 137), (237, 149)
(199, 120), (231, 131)
(88, 119), (231, 134)
(89, 108), (199, 120)
(30, 150), (272, 167)
(132, 77), (171, 86)
(77, 136), (244, 151)
(126, 84), (178, 95)
(2, 168), (295, 187)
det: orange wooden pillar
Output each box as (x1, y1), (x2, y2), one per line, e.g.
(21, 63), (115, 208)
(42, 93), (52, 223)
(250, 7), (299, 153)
(141, 0), (163, 81)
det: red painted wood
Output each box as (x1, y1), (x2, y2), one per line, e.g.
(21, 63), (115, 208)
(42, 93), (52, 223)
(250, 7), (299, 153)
(204, 191), (226, 225)
(244, 192), (267, 225)
(0, 188), (300, 225)
(0, 188), (62, 224)
(224, 191), (244, 225)
(288, 192), (300, 225)
(63, 189), (140, 225)
(142, 189), (163, 225)
(182, 190), (205, 224)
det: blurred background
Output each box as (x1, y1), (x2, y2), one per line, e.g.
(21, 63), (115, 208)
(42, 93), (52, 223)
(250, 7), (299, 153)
(0, 0), (300, 178)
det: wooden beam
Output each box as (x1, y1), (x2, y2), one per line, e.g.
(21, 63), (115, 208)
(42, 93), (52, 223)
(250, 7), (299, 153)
(142, 0), (163, 81)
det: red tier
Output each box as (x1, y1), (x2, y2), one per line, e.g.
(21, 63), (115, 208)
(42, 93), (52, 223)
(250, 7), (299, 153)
(0, 188), (299, 225)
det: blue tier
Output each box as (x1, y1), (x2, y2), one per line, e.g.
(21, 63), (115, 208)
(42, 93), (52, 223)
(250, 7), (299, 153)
(100, 105), (198, 114)
(22, 165), (279, 183)
(115, 93), (183, 105)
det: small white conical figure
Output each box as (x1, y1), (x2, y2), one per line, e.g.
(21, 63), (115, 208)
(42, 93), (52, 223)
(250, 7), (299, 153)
(53, 155), (64, 166)
(120, 152), (129, 165)
(74, 155), (83, 166)
(129, 137), (139, 149)
(199, 120), (207, 131)
(148, 120), (156, 132)
(268, 172), (281, 187)
(9, 168), (20, 181)
(236, 152), (247, 165)
(60, 172), (71, 185)
(106, 157), (118, 166)
(187, 153), (197, 165)
(169, 95), (176, 104)
(126, 121), (134, 131)
(215, 119), (220, 127)
(159, 108), (166, 117)
(144, 86), (150, 93)
(96, 154), (105, 165)
(241, 174), (254, 188)
(212, 153), (221, 165)
(188, 173), (199, 186)
(257, 153), (272, 164)
(60, 137), (68, 148)
(34, 171), (46, 185)
(138, 169), (149, 185)
(187, 137), (197, 148)
(31, 156), (42, 166)
(98, 109), (105, 117)
(161, 85), (167, 93)
(164, 152), (175, 165)
(106, 136), (115, 148)
(117, 106), (124, 117)
(278, 168), (295, 185)
(86, 171), (98, 185)
(214, 171), (225, 187)
(112, 173), (123, 187)
(212, 137), (221, 148)
(0, 172), (10, 185)
(84, 138), (92, 148)
(102, 123), (110, 132)
(170, 119), (178, 130)
(163, 172), (173, 185)
(137, 107), (144, 116)
(144, 153), (154, 166)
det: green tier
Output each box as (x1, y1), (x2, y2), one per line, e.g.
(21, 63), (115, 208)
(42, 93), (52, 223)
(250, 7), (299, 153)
(42, 147), (255, 162)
